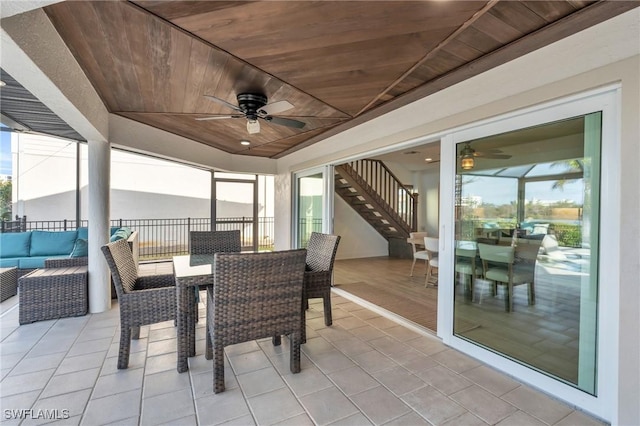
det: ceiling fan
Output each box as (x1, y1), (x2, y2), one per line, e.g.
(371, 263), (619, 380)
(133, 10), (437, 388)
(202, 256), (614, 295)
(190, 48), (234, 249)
(196, 93), (306, 134)
(459, 142), (511, 170)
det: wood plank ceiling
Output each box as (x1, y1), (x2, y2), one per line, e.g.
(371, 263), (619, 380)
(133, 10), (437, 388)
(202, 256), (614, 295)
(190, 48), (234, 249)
(42, 1), (637, 158)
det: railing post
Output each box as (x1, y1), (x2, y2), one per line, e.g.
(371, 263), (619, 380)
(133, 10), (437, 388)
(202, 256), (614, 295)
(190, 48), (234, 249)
(63, 219), (68, 231)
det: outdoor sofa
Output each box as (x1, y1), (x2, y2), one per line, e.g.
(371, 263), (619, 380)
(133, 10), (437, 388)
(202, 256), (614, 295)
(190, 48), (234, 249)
(0, 227), (138, 276)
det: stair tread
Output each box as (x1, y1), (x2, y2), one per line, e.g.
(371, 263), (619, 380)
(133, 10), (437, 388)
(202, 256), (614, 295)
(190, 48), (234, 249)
(335, 161), (412, 241)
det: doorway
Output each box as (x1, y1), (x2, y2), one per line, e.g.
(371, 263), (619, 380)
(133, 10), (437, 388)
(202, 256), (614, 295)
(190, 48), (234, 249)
(293, 166), (334, 249)
(213, 172), (258, 251)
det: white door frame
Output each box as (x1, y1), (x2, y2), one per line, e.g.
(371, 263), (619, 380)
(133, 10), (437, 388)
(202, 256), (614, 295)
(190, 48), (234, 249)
(292, 165), (335, 247)
(438, 85), (621, 422)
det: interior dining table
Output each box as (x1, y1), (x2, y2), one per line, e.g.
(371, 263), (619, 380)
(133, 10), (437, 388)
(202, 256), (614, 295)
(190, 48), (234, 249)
(172, 253), (216, 373)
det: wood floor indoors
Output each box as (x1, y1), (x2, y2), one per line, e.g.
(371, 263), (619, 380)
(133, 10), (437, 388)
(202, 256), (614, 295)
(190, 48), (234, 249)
(334, 257), (438, 332)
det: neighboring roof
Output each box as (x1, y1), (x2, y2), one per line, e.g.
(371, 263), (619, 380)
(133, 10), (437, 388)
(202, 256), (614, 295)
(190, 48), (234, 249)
(0, 69), (85, 142)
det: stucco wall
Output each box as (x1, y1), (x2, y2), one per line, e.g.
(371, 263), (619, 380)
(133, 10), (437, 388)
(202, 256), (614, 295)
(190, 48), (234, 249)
(333, 194), (388, 259)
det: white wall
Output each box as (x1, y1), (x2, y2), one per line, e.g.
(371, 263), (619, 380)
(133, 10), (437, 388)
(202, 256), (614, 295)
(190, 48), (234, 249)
(333, 194), (388, 259)
(11, 134), (78, 220)
(381, 160), (413, 185)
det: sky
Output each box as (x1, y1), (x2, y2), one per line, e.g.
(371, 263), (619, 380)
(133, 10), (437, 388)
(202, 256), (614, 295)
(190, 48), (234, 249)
(463, 175), (584, 206)
(1, 128), (11, 175)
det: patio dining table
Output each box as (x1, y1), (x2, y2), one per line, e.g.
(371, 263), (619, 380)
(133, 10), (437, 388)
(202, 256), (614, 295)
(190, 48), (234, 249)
(173, 254), (217, 373)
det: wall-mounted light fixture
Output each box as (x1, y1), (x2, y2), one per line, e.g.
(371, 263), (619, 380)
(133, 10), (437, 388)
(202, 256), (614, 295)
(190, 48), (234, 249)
(460, 143), (475, 170)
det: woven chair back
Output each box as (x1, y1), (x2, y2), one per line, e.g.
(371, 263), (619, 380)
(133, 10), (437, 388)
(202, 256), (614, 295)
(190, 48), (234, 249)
(305, 232), (341, 272)
(213, 249), (307, 345)
(101, 239), (138, 296)
(189, 230), (241, 255)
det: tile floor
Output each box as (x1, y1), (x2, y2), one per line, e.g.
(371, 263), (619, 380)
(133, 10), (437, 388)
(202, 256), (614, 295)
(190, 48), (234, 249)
(0, 292), (606, 425)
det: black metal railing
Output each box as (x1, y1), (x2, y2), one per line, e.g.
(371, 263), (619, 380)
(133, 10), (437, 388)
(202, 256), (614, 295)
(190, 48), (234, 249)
(298, 218), (323, 248)
(1, 216), (275, 260)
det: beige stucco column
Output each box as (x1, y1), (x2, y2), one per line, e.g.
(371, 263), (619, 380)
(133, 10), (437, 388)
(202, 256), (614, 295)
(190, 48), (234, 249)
(88, 138), (111, 313)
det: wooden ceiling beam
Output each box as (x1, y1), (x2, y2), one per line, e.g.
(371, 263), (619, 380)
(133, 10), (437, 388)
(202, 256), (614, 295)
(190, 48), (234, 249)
(356, 0), (500, 116)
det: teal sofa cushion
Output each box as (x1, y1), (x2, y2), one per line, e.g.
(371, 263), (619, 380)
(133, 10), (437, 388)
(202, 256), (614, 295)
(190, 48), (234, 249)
(77, 227), (89, 240)
(109, 227), (132, 242)
(70, 239), (89, 258)
(18, 256), (67, 269)
(19, 256), (49, 269)
(30, 230), (78, 257)
(0, 258), (20, 268)
(0, 232), (32, 257)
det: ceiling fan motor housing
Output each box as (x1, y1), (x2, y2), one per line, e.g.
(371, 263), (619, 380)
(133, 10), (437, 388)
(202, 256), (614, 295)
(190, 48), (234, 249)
(237, 93), (268, 120)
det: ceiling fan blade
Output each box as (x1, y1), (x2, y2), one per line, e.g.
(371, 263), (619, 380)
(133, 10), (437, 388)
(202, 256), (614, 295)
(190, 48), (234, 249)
(203, 95), (242, 112)
(264, 116), (306, 129)
(195, 114), (243, 121)
(259, 100), (294, 115)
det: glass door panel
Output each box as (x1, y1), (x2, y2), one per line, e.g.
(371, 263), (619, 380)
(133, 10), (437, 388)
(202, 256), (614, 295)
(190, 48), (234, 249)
(214, 176), (257, 250)
(453, 113), (601, 394)
(296, 172), (324, 248)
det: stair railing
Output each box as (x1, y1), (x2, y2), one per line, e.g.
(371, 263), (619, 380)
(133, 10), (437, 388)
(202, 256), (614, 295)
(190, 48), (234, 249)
(343, 159), (418, 232)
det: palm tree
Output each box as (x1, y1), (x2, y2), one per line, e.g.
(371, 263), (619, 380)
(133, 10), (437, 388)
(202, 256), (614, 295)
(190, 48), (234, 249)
(551, 159), (584, 190)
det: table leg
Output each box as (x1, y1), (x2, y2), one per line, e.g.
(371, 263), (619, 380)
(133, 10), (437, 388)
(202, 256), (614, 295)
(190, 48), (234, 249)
(187, 289), (196, 357)
(176, 284), (191, 373)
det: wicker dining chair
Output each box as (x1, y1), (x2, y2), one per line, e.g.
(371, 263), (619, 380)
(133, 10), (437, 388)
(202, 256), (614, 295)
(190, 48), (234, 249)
(101, 239), (176, 369)
(208, 249), (307, 393)
(189, 230), (243, 360)
(302, 232), (341, 343)
(189, 230), (241, 255)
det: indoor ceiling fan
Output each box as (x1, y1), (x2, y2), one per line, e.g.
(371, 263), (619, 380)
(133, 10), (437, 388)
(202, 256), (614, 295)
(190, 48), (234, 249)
(196, 93), (306, 134)
(459, 142), (511, 170)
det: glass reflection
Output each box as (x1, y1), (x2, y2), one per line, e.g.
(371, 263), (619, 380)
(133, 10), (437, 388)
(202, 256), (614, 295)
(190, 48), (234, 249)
(453, 114), (600, 394)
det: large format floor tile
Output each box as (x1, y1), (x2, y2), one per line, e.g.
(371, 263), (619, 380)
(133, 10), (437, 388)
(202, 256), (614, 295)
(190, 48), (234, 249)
(0, 292), (606, 425)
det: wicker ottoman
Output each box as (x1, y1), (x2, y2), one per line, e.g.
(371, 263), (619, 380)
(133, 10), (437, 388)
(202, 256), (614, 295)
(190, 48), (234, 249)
(18, 266), (88, 324)
(1, 267), (18, 302)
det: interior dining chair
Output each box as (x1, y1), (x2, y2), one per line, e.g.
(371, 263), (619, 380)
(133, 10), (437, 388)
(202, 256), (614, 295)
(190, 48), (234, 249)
(455, 246), (482, 299)
(302, 232), (341, 343)
(477, 242), (537, 312)
(408, 231), (429, 277)
(208, 249), (307, 393)
(424, 236), (439, 287)
(188, 230), (242, 361)
(101, 239), (176, 369)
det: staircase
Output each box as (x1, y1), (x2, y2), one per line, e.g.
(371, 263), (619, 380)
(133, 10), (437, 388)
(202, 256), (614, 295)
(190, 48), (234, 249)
(335, 160), (418, 256)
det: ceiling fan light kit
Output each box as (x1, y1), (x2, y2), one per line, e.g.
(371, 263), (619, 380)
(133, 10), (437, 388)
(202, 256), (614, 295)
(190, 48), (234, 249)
(459, 142), (512, 170)
(460, 143), (476, 170)
(246, 119), (260, 134)
(199, 92), (306, 134)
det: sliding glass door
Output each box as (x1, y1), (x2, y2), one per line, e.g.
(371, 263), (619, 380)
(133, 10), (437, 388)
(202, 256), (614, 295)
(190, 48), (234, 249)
(294, 166), (333, 248)
(439, 88), (619, 418)
(213, 172), (257, 251)
(452, 113), (601, 393)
